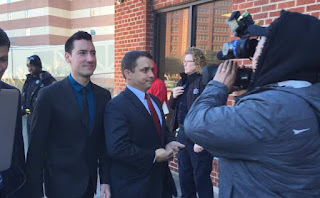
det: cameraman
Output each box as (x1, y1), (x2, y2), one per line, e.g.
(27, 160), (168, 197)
(184, 11), (320, 197)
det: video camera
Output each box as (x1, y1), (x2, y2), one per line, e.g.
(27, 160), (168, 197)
(202, 11), (267, 90)
(217, 11), (267, 60)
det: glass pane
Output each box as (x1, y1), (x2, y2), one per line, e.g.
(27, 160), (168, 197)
(196, 1), (231, 66)
(158, 8), (190, 90)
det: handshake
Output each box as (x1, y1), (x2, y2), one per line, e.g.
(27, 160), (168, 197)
(155, 141), (185, 163)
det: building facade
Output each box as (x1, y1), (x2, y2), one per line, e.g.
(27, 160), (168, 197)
(0, 0), (115, 91)
(0, 0), (114, 45)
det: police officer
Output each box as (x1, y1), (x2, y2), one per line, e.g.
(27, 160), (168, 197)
(21, 55), (56, 144)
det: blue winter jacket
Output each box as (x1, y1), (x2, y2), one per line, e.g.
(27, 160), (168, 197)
(184, 80), (320, 198)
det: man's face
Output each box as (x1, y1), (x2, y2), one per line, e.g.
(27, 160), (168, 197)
(65, 39), (96, 79)
(125, 56), (154, 92)
(0, 45), (9, 80)
(252, 37), (266, 72)
(27, 59), (41, 76)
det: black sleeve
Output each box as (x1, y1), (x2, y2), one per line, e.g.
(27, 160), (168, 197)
(98, 91), (111, 184)
(25, 88), (51, 198)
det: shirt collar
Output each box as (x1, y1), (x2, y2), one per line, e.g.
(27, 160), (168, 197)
(68, 74), (92, 93)
(127, 85), (146, 103)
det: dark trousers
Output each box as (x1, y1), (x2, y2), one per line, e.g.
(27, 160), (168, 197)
(177, 129), (214, 198)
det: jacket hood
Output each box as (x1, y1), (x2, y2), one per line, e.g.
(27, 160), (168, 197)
(269, 82), (320, 120)
(249, 10), (320, 90)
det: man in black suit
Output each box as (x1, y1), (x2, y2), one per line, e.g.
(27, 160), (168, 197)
(104, 51), (185, 198)
(0, 28), (26, 198)
(25, 31), (111, 198)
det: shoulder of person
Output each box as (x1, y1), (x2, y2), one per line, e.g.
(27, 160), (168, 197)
(0, 81), (18, 90)
(105, 91), (127, 109)
(92, 83), (111, 97)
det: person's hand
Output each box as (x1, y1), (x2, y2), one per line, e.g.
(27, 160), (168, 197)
(213, 60), (238, 93)
(155, 148), (173, 162)
(193, 144), (204, 153)
(172, 86), (184, 98)
(165, 141), (185, 157)
(100, 184), (111, 198)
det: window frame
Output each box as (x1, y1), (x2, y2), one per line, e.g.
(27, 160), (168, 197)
(153, 0), (214, 75)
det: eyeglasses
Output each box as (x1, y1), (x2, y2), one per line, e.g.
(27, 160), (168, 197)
(183, 60), (195, 64)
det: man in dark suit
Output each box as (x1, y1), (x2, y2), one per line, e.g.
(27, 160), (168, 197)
(25, 31), (111, 198)
(104, 50), (185, 198)
(0, 28), (26, 198)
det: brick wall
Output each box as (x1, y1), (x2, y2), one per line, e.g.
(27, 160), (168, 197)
(114, 0), (154, 95)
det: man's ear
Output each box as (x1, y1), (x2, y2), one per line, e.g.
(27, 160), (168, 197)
(65, 52), (71, 64)
(123, 69), (132, 80)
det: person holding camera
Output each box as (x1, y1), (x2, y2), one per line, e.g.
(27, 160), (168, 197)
(184, 11), (320, 197)
(168, 47), (213, 198)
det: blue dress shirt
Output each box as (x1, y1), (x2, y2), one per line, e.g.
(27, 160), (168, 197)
(68, 74), (95, 130)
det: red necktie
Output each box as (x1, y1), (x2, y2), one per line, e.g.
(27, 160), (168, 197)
(145, 93), (161, 137)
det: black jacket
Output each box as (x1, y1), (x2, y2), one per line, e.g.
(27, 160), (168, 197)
(168, 73), (205, 134)
(21, 71), (56, 115)
(25, 78), (111, 198)
(105, 88), (177, 198)
(0, 81), (26, 198)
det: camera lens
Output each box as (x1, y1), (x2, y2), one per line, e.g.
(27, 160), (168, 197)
(218, 39), (258, 60)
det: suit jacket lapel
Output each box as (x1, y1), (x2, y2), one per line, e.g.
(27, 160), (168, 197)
(61, 78), (88, 130)
(124, 88), (165, 142)
(124, 88), (153, 123)
(90, 84), (99, 135)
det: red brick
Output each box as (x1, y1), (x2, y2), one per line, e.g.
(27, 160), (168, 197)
(269, 10), (281, 17)
(277, 1), (295, 9)
(254, 0), (269, 6)
(310, 12), (320, 18)
(262, 4), (277, 11)
(297, 0), (315, 5)
(239, 2), (254, 9)
(247, 7), (262, 14)
(307, 4), (320, 11)
(232, 4), (239, 10)
(253, 12), (268, 19)
(288, 6), (306, 12)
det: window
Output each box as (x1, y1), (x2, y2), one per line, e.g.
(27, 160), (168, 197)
(26, 28), (30, 36)
(90, 29), (96, 36)
(8, 13), (12, 20)
(25, 10), (29, 18)
(155, 0), (231, 89)
(90, 8), (95, 17)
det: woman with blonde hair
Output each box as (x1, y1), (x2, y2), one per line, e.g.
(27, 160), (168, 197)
(168, 47), (213, 198)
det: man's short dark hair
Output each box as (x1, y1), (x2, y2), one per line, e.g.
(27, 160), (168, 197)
(0, 28), (10, 49)
(121, 51), (153, 78)
(28, 55), (42, 68)
(65, 31), (92, 54)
